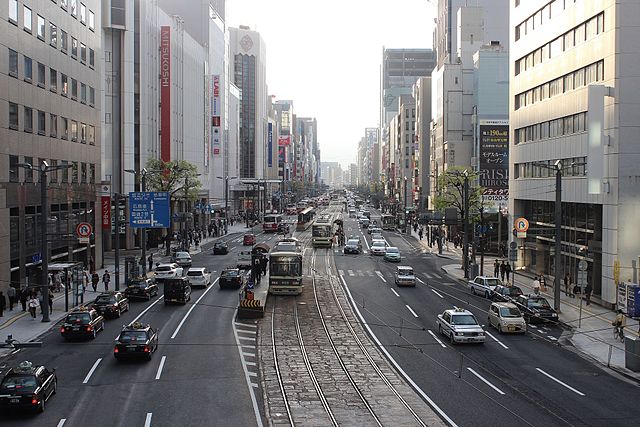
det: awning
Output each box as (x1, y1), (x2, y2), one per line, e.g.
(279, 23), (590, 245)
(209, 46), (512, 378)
(252, 243), (271, 254)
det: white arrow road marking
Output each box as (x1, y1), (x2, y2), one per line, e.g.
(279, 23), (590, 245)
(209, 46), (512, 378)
(467, 368), (506, 395)
(536, 368), (585, 396)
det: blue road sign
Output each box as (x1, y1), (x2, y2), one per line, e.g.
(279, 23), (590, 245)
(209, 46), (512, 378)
(129, 192), (170, 228)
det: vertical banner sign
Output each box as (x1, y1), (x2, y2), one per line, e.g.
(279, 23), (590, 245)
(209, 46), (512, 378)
(268, 122), (273, 167)
(203, 76), (211, 166)
(160, 26), (171, 162)
(101, 196), (111, 229)
(212, 75), (221, 156)
(479, 120), (509, 203)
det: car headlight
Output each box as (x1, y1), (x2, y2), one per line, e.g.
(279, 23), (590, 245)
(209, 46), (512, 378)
(455, 332), (464, 336)
(478, 332), (485, 336)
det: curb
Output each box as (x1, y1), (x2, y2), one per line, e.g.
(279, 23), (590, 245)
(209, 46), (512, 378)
(0, 292), (68, 330)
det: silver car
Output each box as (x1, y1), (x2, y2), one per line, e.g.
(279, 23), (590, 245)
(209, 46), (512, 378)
(488, 302), (527, 333)
(437, 308), (486, 344)
(186, 268), (212, 288)
(369, 241), (387, 256)
(395, 266), (416, 287)
(173, 251), (192, 268)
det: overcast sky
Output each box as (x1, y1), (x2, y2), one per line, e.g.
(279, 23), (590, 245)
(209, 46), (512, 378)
(227, 0), (436, 169)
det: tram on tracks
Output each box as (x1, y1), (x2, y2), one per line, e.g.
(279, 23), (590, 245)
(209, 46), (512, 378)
(312, 213), (335, 247)
(268, 250), (304, 295)
(381, 214), (395, 231)
(263, 213), (283, 233)
(296, 207), (315, 231)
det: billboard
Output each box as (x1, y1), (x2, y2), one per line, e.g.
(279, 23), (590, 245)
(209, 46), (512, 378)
(278, 135), (291, 147)
(101, 196), (111, 229)
(160, 26), (171, 162)
(211, 75), (221, 157)
(479, 120), (509, 203)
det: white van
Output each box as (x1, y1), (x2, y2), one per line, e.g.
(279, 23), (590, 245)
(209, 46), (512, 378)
(237, 250), (252, 270)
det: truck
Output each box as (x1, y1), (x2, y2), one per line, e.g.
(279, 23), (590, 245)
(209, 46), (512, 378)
(468, 276), (503, 298)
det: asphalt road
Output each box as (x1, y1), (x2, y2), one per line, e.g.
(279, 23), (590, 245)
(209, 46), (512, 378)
(335, 210), (640, 427)
(0, 226), (281, 427)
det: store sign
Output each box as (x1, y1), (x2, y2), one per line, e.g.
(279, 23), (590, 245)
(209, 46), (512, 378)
(479, 120), (509, 203)
(268, 122), (273, 167)
(160, 26), (171, 162)
(101, 196), (111, 229)
(278, 135), (291, 147)
(211, 75), (221, 156)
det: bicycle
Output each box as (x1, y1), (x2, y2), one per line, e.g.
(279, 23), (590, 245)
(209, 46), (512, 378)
(613, 325), (625, 342)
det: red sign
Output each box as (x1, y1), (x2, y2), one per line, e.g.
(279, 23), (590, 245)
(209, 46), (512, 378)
(278, 135), (291, 147)
(76, 222), (93, 238)
(101, 196), (111, 229)
(160, 26), (171, 162)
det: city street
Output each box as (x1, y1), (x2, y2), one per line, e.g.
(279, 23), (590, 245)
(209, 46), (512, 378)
(334, 211), (640, 427)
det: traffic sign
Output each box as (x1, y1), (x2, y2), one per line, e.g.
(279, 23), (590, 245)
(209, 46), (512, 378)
(517, 231), (527, 239)
(515, 217), (529, 232)
(129, 192), (170, 228)
(577, 270), (587, 287)
(76, 222), (93, 238)
(578, 260), (588, 271)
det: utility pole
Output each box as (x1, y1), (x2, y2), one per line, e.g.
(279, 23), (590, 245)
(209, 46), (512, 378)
(479, 207), (485, 276)
(554, 164), (562, 312)
(39, 164), (50, 322)
(462, 171), (470, 279)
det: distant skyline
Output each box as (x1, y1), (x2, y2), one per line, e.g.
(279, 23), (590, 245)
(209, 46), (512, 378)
(227, 0), (436, 169)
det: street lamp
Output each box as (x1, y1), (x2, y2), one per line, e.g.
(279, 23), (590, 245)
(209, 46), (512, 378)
(216, 175), (237, 234)
(18, 161), (73, 322)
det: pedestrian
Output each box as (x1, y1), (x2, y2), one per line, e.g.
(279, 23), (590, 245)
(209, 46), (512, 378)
(20, 289), (27, 312)
(37, 290), (43, 314)
(533, 276), (541, 295)
(505, 263), (512, 283)
(539, 275), (546, 292)
(585, 282), (593, 305)
(261, 256), (268, 276)
(0, 292), (5, 317)
(53, 271), (62, 292)
(7, 285), (16, 311)
(48, 289), (53, 313)
(493, 260), (500, 278)
(148, 253), (154, 272)
(91, 272), (99, 292)
(28, 294), (39, 318)
(500, 261), (506, 282)
(102, 270), (111, 292)
(419, 228), (423, 241)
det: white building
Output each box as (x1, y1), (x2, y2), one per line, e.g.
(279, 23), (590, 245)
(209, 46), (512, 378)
(509, 0), (637, 307)
(414, 77), (432, 210)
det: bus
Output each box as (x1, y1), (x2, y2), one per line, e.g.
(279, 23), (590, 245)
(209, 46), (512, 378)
(312, 214), (335, 247)
(263, 214), (283, 233)
(296, 207), (315, 231)
(268, 251), (304, 295)
(381, 214), (395, 231)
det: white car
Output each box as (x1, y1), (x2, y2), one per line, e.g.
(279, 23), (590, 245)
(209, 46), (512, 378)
(437, 308), (486, 344)
(371, 232), (383, 241)
(186, 268), (212, 288)
(172, 251), (192, 268)
(154, 263), (183, 280)
(370, 240), (387, 256)
(488, 302), (527, 334)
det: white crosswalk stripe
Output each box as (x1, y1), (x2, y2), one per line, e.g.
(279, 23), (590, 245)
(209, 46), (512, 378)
(357, 270), (364, 276)
(366, 270), (374, 276)
(348, 270), (355, 276)
(338, 269), (345, 276)
(423, 273), (432, 279)
(433, 273), (442, 279)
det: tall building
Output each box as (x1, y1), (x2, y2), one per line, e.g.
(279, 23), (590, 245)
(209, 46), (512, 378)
(509, 0), (629, 306)
(2, 0), (102, 291)
(413, 77), (432, 210)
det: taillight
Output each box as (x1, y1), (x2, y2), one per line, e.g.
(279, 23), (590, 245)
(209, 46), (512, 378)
(60, 327), (66, 333)
(31, 396), (39, 405)
(144, 346), (150, 353)
(114, 346), (119, 353)
(86, 325), (93, 331)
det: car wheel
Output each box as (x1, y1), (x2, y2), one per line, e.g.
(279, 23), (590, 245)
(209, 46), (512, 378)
(52, 380), (57, 395)
(116, 308), (121, 318)
(38, 396), (45, 413)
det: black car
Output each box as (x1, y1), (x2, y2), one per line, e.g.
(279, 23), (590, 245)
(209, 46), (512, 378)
(492, 285), (524, 303)
(163, 277), (191, 305)
(343, 239), (362, 254)
(93, 292), (129, 318)
(114, 322), (159, 361)
(124, 277), (159, 301)
(212, 241), (229, 255)
(219, 268), (246, 289)
(277, 223), (291, 234)
(514, 294), (559, 324)
(60, 307), (104, 340)
(0, 361), (56, 413)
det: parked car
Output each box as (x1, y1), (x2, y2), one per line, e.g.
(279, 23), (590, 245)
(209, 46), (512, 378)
(488, 302), (527, 333)
(384, 247), (401, 262)
(468, 276), (503, 298)
(514, 294), (559, 324)
(394, 266), (416, 287)
(243, 233), (256, 246)
(369, 240), (387, 256)
(492, 285), (523, 303)
(154, 263), (183, 280)
(212, 241), (229, 255)
(437, 308), (485, 344)
(186, 268), (212, 288)
(124, 277), (159, 301)
(172, 251), (192, 268)
(344, 239), (363, 254)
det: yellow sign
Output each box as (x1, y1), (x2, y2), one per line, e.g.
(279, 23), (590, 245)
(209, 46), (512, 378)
(613, 259), (620, 284)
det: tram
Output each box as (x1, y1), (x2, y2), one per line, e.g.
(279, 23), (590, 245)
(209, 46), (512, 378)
(296, 207), (315, 231)
(263, 213), (283, 233)
(268, 251), (304, 295)
(381, 214), (395, 231)
(312, 213), (335, 247)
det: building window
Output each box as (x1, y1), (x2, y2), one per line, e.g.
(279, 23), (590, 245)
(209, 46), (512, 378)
(9, 0), (18, 24)
(9, 49), (18, 77)
(70, 0), (77, 17)
(89, 163), (95, 183)
(37, 62), (45, 87)
(71, 37), (78, 58)
(61, 161), (69, 183)
(89, 48), (95, 67)
(61, 30), (68, 52)
(49, 159), (58, 183)
(80, 83), (87, 103)
(23, 6), (32, 32)
(50, 68), (57, 92)
(88, 10), (95, 30)
(50, 114), (58, 137)
(89, 86), (95, 106)
(49, 22), (57, 47)
(24, 107), (33, 132)
(70, 120), (78, 141)
(9, 155), (19, 183)
(24, 56), (32, 81)
(80, 3), (86, 24)
(71, 79), (77, 99)
(88, 125), (95, 144)
(9, 102), (19, 129)
(61, 73), (68, 96)
(23, 156), (33, 182)
(37, 15), (45, 39)
(37, 111), (46, 135)
(80, 43), (86, 63)
(61, 117), (68, 139)
(81, 163), (87, 183)
(72, 161), (78, 183)
(80, 122), (86, 142)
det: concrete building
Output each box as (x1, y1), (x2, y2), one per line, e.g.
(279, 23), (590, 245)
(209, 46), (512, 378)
(320, 162), (343, 189)
(1, 0), (102, 291)
(509, 0), (633, 306)
(414, 77), (432, 210)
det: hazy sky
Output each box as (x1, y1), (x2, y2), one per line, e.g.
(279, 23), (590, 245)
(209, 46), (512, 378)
(227, 0), (436, 169)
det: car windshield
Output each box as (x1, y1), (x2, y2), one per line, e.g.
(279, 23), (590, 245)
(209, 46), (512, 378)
(507, 286), (523, 296)
(129, 280), (148, 287)
(222, 270), (239, 277)
(528, 298), (551, 309)
(399, 268), (414, 276)
(1, 375), (38, 392)
(347, 240), (359, 246)
(485, 278), (501, 286)
(156, 266), (173, 272)
(500, 307), (522, 317)
(386, 247), (399, 254)
(215, 242), (226, 247)
(372, 242), (385, 247)
(176, 252), (190, 258)
(451, 314), (478, 325)
(95, 295), (115, 304)
(66, 313), (91, 323)
(187, 271), (204, 277)
(119, 331), (148, 342)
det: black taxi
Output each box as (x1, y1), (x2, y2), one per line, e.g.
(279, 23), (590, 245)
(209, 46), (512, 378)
(93, 291), (129, 318)
(60, 307), (104, 340)
(124, 277), (159, 301)
(114, 322), (159, 361)
(0, 361), (56, 413)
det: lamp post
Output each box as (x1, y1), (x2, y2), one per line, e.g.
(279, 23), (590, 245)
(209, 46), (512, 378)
(18, 161), (73, 322)
(216, 175), (237, 234)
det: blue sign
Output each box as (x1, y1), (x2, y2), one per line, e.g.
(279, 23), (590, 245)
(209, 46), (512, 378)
(129, 192), (170, 228)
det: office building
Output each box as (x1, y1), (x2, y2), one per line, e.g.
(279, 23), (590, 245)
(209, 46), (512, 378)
(413, 77), (432, 210)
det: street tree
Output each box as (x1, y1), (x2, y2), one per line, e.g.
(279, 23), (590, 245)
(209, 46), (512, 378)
(433, 167), (484, 221)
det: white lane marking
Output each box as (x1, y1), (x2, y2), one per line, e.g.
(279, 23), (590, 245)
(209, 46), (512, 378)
(170, 278), (219, 339)
(428, 330), (447, 348)
(417, 278), (426, 284)
(467, 368), (506, 395)
(433, 273), (442, 279)
(242, 352), (255, 358)
(358, 270), (364, 276)
(339, 275), (458, 427)
(235, 322), (257, 329)
(528, 324), (537, 329)
(248, 371), (258, 377)
(338, 269), (345, 276)
(82, 358), (102, 384)
(536, 368), (585, 396)
(252, 383), (259, 388)
(367, 271), (374, 276)
(232, 311), (264, 427)
(56, 419), (66, 427)
(485, 330), (509, 349)
(129, 295), (164, 325)
(423, 272), (433, 279)
(548, 336), (558, 341)
(155, 356), (167, 380)
(405, 305), (419, 318)
(144, 413), (153, 427)
(431, 288), (444, 299)
(245, 361), (257, 366)
(363, 236), (371, 250)
(391, 288), (400, 297)
(348, 270), (355, 276)
(238, 336), (255, 342)
(376, 271), (387, 283)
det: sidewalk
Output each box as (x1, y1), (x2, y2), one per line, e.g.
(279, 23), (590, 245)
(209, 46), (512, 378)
(0, 222), (250, 354)
(408, 231), (640, 380)
(408, 227), (464, 259)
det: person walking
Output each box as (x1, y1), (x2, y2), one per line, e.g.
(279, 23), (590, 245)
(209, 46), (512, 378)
(261, 255), (268, 276)
(533, 276), (541, 295)
(419, 228), (424, 241)
(0, 292), (5, 317)
(585, 282), (593, 305)
(48, 287), (54, 313)
(91, 272), (99, 292)
(539, 275), (547, 292)
(148, 253), (154, 272)
(19, 289), (27, 312)
(102, 270), (111, 292)
(7, 286), (16, 311)
(499, 261), (506, 282)
(494, 260), (500, 278)
(505, 263), (512, 283)
(28, 294), (39, 319)
(564, 273), (572, 297)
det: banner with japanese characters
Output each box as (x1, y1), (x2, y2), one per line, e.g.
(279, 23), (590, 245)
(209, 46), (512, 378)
(479, 120), (509, 203)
